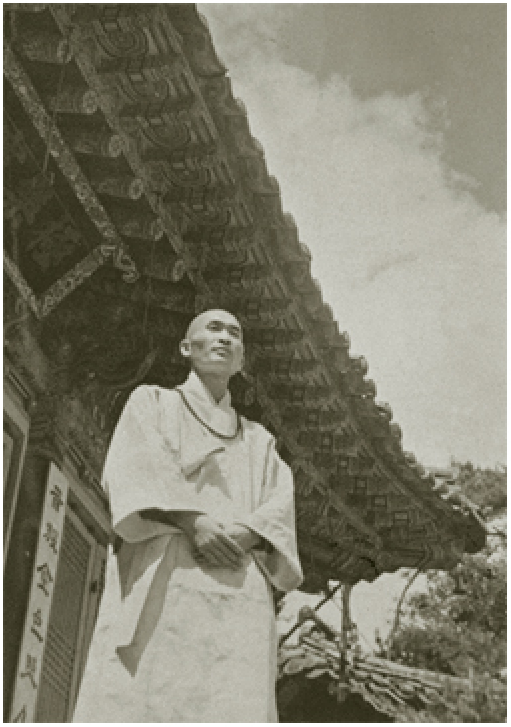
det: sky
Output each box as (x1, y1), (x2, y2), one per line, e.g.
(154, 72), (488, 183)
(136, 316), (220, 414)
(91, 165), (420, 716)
(199, 3), (506, 470)
(278, 572), (428, 652)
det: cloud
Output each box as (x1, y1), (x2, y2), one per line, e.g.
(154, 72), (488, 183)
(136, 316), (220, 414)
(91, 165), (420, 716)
(365, 252), (419, 284)
(200, 5), (506, 467)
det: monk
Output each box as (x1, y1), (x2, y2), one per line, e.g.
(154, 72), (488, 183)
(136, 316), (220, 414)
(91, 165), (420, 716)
(73, 309), (303, 722)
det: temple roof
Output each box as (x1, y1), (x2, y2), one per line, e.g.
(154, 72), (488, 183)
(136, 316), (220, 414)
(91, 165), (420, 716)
(278, 629), (506, 721)
(3, 4), (487, 589)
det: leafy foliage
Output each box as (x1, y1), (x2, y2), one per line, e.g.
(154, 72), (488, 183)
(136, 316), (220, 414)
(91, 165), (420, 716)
(455, 461), (507, 513)
(377, 463), (507, 722)
(390, 551), (506, 674)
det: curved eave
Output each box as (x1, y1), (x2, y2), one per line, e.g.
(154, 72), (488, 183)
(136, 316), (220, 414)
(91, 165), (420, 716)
(3, 3), (487, 590)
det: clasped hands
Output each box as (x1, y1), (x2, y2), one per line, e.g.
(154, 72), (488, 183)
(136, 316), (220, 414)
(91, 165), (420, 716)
(184, 514), (260, 569)
(139, 510), (263, 569)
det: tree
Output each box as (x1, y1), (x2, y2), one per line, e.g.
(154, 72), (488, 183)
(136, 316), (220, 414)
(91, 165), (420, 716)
(454, 461), (507, 513)
(377, 463), (507, 722)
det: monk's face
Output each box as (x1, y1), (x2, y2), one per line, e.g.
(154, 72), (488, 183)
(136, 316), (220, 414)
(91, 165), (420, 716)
(180, 310), (244, 378)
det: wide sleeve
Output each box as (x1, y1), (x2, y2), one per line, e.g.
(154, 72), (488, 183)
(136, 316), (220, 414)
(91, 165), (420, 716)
(103, 385), (206, 544)
(238, 439), (303, 593)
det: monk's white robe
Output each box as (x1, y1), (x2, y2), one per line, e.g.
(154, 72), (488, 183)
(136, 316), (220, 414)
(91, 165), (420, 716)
(73, 373), (303, 723)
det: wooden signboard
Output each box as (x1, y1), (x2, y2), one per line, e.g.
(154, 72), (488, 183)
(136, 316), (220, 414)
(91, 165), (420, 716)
(9, 464), (68, 723)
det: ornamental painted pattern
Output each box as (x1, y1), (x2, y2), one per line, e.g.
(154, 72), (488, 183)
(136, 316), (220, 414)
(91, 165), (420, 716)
(50, 6), (187, 262)
(38, 247), (110, 318)
(3, 251), (40, 317)
(3, 44), (139, 284)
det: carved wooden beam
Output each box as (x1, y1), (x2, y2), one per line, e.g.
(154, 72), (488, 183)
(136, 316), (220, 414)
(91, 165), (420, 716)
(89, 10), (181, 74)
(4, 44), (139, 296)
(69, 4), (160, 24)
(14, 28), (72, 65)
(107, 203), (165, 241)
(49, 3), (234, 278)
(166, 6), (227, 79)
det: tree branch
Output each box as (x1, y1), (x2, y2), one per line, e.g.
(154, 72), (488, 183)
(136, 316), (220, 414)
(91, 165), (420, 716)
(385, 567), (422, 659)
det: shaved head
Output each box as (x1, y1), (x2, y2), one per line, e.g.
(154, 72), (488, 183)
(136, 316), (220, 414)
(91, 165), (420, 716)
(180, 309), (244, 380)
(185, 309), (242, 340)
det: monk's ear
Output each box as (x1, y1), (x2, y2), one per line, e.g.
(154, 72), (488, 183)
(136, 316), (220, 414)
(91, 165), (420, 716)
(180, 338), (191, 360)
(234, 354), (244, 376)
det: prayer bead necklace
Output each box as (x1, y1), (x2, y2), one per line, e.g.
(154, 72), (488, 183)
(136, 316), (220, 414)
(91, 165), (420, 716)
(175, 388), (242, 441)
